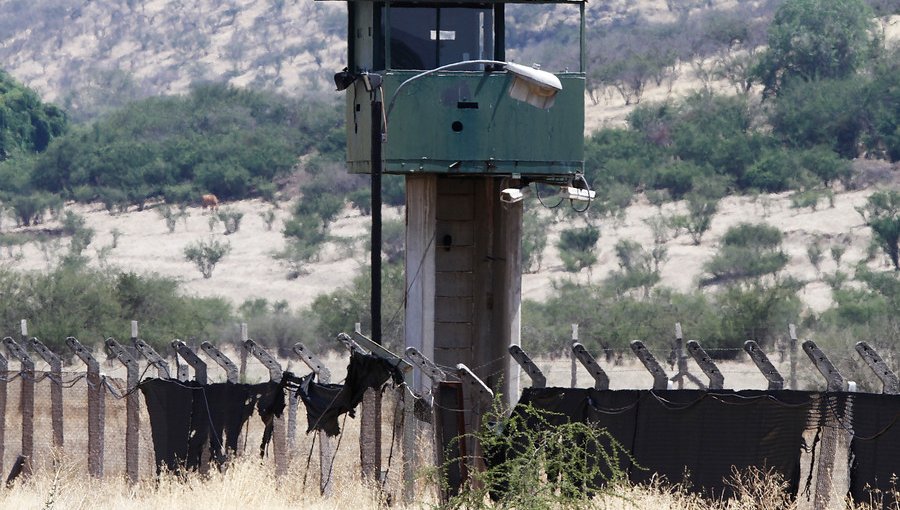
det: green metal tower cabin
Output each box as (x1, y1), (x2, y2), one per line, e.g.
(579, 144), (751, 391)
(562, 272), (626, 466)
(335, 0), (586, 178)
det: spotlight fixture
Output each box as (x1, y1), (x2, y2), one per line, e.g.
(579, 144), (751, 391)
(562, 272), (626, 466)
(563, 186), (596, 202)
(505, 62), (563, 109)
(333, 67), (357, 91)
(500, 185), (532, 204)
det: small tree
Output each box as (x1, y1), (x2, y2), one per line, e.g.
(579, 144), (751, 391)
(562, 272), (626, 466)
(184, 238), (231, 279)
(857, 190), (900, 270)
(703, 223), (789, 285)
(157, 205), (187, 233)
(217, 208), (244, 235)
(557, 225), (600, 273)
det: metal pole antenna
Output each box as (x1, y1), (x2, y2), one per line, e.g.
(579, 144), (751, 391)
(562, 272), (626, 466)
(371, 96), (383, 345)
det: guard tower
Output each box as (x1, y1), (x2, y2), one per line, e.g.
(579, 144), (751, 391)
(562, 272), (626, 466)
(328, 0), (586, 402)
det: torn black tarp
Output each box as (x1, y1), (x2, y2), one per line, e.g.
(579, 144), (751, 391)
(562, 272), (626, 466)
(294, 350), (404, 436)
(140, 378), (271, 473)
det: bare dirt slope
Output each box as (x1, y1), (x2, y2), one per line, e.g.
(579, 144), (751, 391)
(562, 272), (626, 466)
(6, 178), (895, 315)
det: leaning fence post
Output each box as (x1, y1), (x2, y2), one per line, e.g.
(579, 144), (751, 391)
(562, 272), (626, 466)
(105, 337), (140, 483)
(66, 337), (104, 477)
(4, 337), (34, 476)
(629, 340), (669, 390)
(200, 341), (238, 383)
(30, 337), (64, 448)
(744, 341), (785, 390)
(243, 339), (287, 476)
(0, 349), (7, 476)
(802, 340), (847, 510)
(673, 323), (688, 389)
(293, 343), (335, 497)
(508, 344), (546, 388)
(171, 340), (207, 384)
(686, 341), (724, 390)
(854, 342), (899, 394)
(572, 343), (610, 390)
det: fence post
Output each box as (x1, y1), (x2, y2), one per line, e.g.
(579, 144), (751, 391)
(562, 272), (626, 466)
(30, 338), (64, 448)
(239, 323), (248, 381)
(570, 324), (578, 388)
(629, 340), (669, 390)
(171, 340), (207, 384)
(686, 341), (723, 390)
(4, 337), (34, 476)
(789, 324), (798, 391)
(572, 343), (610, 390)
(350, 332), (416, 500)
(802, 340), (847, 510)
(854, 342), (899, 394)
(0, 349), (7, 476)
(674, 323), (687, 389)
(456, 363), (494, 481)
(508, 344), (546, 388)
(66, 337), (104, 477)
(105, 337), (140, 483)
(743, 340), (785, 390)
(243, 339), (287, 476)
(200, 341), (238, 383)
(340, 332), (380, 482)
(293, 343), (335, 497)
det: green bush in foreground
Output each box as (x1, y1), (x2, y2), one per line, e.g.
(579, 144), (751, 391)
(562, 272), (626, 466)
(438, 397), (629, 510)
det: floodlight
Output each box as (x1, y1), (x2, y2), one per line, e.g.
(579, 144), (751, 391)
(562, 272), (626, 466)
(564, 186), (596, 202)
(333, 68), (357, 91)
(500, 185), (532, 204)
(504, 62), (563, 109)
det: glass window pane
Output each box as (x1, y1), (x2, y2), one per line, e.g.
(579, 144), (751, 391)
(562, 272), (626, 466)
(389, 7), (437, 70)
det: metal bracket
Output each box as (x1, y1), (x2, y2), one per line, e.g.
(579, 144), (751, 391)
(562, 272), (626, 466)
(244, 339), (283, 382)
(405, 347), (447, 383)
(336, 332), (368, 354)
(67, 337), (99, 371)
(855, 342), (899, 394)
(629, 340), (669, 390)
(572, 343), (609, 390)
(349, 331), (412, 373)
(508, 344), (546, 388)
(744, 341), (784, 390)
(293, 343), (332, 383)
(686, 340), (724, 390)
(802, 340), (845, 391)
(29, 338), (60, 370)
(132, 338), (170, 379)
(171, 340), (207, 384)
(456, 363), (494, 410)
(200, 341), (238, 383)
(3, 337), (34, 370)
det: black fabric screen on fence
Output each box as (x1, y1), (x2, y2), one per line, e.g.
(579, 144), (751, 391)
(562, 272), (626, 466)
(140, 379), (271, 473)
(849, 392), (900, 509)
(504, 387), (814, 500)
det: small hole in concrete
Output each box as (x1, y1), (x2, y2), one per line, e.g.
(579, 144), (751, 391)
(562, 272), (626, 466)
(451, 121), (463, 132)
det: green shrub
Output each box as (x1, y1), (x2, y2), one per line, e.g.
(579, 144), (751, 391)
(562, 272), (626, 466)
(9, 192), (59, 226)
(703, 223), (788, 284)
(217, 208), (244, 235)
(184, 238), (231, 279)
(522, 208), (549, 273)
(857, 190), (900, 270)
(557, 225), (600, 273)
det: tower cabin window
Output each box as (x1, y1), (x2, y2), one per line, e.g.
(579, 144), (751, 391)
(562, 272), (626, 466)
(376, 5), (495, 70)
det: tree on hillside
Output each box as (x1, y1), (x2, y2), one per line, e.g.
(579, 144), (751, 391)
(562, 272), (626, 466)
(0, 70), (67, 160)
(857, 190), (900, 270)
(702, 223), (789, 285)
(752, 0), (879, 97)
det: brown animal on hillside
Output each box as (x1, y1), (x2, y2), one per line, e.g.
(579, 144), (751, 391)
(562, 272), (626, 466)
(201, 193), (219, 211)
